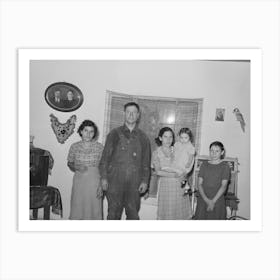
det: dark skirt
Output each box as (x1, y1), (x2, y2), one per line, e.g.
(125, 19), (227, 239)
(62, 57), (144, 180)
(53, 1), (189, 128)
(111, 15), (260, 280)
(194, 195), (226, 220)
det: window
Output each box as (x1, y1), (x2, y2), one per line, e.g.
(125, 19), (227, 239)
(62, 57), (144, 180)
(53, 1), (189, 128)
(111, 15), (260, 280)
(103, 90), (203, 198)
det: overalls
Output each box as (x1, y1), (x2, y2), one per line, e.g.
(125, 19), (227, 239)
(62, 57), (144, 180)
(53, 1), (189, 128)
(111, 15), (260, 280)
(106, 128), (143, 220)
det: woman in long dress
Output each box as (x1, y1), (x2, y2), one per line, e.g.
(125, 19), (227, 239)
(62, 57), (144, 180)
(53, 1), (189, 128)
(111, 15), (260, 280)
(152, 127), (192, 220)
(67, 120), (103, 220)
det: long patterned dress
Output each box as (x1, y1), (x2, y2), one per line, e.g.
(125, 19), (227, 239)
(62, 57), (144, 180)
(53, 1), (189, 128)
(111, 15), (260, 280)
(67, 140), (103, 220)
(152, 147), (192, 220)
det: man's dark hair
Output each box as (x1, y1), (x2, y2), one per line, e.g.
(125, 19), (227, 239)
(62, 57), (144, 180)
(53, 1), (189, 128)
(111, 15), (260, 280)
(124, 102), (140, 112)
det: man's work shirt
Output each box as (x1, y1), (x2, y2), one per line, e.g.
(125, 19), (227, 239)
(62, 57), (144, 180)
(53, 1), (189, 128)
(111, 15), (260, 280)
(99, 124), (151, 185)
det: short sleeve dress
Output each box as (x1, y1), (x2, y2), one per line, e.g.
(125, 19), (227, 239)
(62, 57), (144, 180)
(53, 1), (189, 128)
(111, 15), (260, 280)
(152, 147), (192, 220)
(67, 140), (104, 220)
(194, 161), (231, 220)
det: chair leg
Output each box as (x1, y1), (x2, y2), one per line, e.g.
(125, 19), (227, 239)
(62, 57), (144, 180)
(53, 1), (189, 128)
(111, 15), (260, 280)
(43, 206), (50, 220)
(32, 209), (38, 219)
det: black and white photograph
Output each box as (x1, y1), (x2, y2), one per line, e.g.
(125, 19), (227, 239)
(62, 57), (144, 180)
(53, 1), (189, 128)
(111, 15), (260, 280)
(45, 82), (83, 112)
(19, 49), (261, 231)
(215, 108), (225, 121)
(1, 1), (279, 280)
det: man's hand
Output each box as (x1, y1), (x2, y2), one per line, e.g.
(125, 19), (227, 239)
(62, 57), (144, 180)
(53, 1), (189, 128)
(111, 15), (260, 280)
(101, 179), (109, 191)
(138, 182), (148, 194)
(143, 192), (149, 200)
(96, 186), (103, 199)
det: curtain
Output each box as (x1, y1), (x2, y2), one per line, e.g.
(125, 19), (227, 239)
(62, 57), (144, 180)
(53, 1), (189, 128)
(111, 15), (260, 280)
(103, 90), (203, 197)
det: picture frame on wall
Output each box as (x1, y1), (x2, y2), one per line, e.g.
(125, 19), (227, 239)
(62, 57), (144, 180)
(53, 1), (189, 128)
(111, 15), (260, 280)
(215, 108), (225, 121)
(45, 82), (84, 112)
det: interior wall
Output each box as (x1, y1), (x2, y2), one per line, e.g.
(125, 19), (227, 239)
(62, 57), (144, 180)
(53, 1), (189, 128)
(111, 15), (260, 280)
(30, 60), (250, 219)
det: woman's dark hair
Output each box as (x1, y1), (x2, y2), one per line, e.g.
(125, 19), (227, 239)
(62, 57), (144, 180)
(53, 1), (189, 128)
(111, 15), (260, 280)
(209, 141), (225, 159)
(178, 127), (193, 142)
(78, 120), (98, 139)
(124, 102), (140, 112)
(155, 127), (175, 146)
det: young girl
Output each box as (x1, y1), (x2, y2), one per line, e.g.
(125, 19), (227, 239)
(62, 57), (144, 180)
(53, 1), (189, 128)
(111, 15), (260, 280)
(194, 141), (231, 220)
(152, 127), (192, 220)
(162, 128), (195, 194)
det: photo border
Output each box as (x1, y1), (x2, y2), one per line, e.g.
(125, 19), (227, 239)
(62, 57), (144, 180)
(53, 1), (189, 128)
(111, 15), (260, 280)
(18, 48), (262, 231)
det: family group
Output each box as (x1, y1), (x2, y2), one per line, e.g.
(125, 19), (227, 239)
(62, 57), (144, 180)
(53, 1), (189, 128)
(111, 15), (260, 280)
(67, 102), (230, 220)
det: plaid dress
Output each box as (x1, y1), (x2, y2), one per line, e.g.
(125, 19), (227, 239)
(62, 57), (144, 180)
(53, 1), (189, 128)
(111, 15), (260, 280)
(67, 140), (103, 220)
(152, 147), (192, 220)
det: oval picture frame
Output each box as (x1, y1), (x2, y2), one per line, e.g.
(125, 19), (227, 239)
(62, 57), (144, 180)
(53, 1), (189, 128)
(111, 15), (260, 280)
(45, 82), (84, 112)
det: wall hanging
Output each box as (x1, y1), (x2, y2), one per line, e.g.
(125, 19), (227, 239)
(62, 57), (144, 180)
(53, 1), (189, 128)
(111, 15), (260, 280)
(215, 108), (225, 121)
(50, 114), (77, 144)
(45, 82), (84, 112)
(233, 107), (246, 132)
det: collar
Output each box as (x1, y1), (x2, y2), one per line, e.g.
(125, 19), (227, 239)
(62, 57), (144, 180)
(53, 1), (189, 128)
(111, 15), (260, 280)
(122, 124), (139, 134)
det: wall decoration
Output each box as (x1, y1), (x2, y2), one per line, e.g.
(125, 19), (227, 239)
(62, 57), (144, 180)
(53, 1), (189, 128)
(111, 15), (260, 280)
(50, 114), (77, 144)
(45, 82), (83, 112)
(233, 107), (246, 132)
(215, 108), (225, 121)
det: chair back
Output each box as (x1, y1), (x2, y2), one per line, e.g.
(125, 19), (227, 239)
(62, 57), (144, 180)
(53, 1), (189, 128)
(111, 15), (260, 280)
(30, 150), (49, 186)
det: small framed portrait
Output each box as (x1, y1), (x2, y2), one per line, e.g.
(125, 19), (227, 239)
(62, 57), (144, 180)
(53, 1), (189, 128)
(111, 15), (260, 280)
(215, 108), (225, 121)
(45, 82), (84, 112)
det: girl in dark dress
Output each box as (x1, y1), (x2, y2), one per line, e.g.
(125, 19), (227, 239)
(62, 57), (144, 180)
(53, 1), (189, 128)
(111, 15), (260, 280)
(194, 141), (230, 220)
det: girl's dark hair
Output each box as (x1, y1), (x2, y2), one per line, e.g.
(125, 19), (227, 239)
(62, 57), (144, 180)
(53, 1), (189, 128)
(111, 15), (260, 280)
(78, 120), (98, 139)
(209, 141), (225, 159)
(155, 127), (175, 146)
(178, 127), (193, 142)
(124, 102), (140, 112)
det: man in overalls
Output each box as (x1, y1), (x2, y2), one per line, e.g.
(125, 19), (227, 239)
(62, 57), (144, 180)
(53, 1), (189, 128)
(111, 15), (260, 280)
(99, 102), (151, 219)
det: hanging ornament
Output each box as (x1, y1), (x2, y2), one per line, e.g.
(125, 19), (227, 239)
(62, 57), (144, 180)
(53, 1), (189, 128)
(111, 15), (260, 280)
(50, 114), (77, 144)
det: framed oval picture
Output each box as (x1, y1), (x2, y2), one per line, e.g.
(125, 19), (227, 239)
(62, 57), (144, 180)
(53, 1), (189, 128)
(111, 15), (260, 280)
(45, 82), (84, 112)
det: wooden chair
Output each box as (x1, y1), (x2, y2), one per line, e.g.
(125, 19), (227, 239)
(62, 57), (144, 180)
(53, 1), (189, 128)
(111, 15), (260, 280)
(30, 152), (51, 219)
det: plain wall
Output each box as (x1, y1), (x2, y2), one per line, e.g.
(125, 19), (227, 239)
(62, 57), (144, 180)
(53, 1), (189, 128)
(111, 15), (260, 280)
(30, 60), (250, 219)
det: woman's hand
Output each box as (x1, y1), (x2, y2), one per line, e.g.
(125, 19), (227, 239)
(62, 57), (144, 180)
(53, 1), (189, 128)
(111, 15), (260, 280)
(75, 164), (88, 173)
(206, 200), (215, 211)
(101, 179), (109, 191)
(176, 170), (185, 177)
(174, 171), (186, 183)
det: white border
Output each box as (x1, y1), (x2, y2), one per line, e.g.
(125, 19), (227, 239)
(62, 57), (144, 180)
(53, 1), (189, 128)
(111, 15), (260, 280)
(18, 48), (262, 232)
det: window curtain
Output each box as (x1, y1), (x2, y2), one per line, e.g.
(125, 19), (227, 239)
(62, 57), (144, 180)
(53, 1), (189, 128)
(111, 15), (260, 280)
(103, 90), (203, 197)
